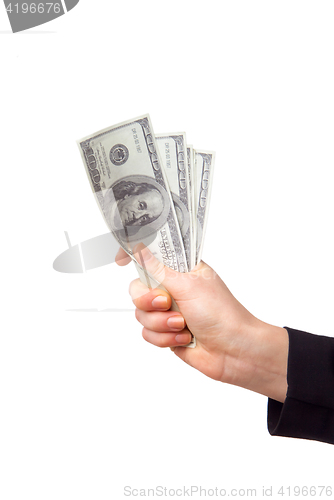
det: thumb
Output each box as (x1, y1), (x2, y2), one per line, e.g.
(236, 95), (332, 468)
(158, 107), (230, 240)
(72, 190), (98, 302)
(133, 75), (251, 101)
(133, 244), (188, 297)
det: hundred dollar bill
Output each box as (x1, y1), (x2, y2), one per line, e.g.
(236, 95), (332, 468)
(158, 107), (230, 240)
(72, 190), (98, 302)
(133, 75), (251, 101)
(77, 114), (188, 274)
(187, 145), (197, 269)
(156, 133), (193, 270)
(194, 149), (215, 264)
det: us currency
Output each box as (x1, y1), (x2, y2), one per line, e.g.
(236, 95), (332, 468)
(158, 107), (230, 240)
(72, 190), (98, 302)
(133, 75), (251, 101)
(194, 150), (215, 264)
(156, 133), (193, 270)
(77, 114), (188, 276)
(187, 145), (197, 269)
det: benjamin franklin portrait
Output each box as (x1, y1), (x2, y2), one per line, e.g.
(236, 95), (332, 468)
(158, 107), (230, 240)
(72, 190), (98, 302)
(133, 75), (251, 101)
(103, 175), (171, 242)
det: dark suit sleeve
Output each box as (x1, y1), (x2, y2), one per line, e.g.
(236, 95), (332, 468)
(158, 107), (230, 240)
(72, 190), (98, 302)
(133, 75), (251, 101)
(267, 327), (334, 444)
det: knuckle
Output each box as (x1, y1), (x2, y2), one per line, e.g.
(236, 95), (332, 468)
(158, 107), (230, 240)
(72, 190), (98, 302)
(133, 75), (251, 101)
(150, 261), (166, 284)
(142, 328), (149, 342)
(129, 279), (149, 303)
(128, 279), (138, 297)
(156, 336), (166, 348)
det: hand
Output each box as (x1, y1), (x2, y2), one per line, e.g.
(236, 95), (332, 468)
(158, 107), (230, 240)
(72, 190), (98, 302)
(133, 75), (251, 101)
(116, 246), (289, 403)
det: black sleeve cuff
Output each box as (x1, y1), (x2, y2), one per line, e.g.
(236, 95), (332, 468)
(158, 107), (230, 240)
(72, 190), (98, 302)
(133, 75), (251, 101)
(268, 326), (334, 445)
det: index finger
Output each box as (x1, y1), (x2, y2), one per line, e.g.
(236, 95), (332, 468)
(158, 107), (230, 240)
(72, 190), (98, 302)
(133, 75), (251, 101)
(115, 247), (132, 266)
(129, 278), (172, 311)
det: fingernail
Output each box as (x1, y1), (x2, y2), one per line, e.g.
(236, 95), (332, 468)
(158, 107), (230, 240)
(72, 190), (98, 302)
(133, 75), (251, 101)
(151, 296), (168, 309)
(167, 316), (185, 330)
(175, 333), (189, 344)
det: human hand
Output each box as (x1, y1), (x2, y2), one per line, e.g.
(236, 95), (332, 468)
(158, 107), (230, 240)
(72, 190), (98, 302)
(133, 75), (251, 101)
(116, 246), (288, 403)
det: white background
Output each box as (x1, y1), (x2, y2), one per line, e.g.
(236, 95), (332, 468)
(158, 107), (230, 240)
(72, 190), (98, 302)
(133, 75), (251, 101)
(1, 1), (334, 499)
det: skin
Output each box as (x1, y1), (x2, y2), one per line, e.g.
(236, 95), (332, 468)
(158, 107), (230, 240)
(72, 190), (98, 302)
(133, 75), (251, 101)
(116, 246), (289, 403)
(117, 190), (163, 226)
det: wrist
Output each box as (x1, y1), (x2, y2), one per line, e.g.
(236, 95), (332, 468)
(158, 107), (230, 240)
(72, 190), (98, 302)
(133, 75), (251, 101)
(252, 321), (289, 402)
(222, 319), (289, 403)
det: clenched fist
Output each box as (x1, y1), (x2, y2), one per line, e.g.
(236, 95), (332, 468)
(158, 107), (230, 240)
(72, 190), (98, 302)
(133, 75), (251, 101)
(116, 246), (288, 403)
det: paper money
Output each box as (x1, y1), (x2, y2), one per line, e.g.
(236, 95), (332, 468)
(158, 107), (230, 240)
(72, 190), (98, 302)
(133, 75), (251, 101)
(156, 133), (193, 270)
(77, 115), (215, 350)
(187, 145), (197, 269)
(77, 114), (188, 274)
(194, 150), (215, 264)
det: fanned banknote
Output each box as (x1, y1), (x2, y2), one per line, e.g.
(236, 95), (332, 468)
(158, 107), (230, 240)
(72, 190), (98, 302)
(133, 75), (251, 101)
(187, 145), (197, 269)
(77, 115), (215, 349)
(156, 133), (193, 270)
(194, 150), (215, 264)
(77, 114), (188, 273)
